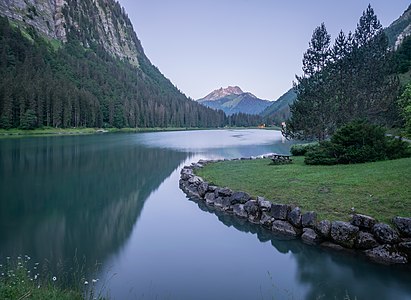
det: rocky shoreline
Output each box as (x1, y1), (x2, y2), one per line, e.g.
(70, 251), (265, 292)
(179, 156), (411, 265)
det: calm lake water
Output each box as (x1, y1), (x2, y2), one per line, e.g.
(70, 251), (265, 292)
(0, 129), (410, 299)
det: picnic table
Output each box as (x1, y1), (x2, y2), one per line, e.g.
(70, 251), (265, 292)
(270, 153), (292, 164)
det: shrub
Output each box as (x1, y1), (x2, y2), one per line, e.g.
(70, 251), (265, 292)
(290, 143), (318, 156)
(304, 121), (411, 165)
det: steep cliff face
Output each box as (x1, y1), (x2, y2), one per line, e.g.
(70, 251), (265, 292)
(0, 0), (141, 65)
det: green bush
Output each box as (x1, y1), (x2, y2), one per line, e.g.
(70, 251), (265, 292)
(290, 143), (318, 156)
(304, 121), (411, 165)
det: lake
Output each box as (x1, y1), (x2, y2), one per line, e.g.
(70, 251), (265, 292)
(0, 129), (410, 299)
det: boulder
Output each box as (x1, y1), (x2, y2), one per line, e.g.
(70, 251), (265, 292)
(288, 207), (302, 228)
(257, 196), (271, 211)
(351, 214), (377, 230)
(215, 187), (233, 197)
(271, 220), (300, 238)
(392, 217), (411, 237)
(233, 204), (248, 218)
(230, 191), (251, 205)
(315, 220), (331, 239)
(205, 192), (216, 205)
(208, 185), (218, 192)
(221, 198), (232, 211)
(355, 231), (379, 250)
(214, 197), (224, 209)
(197, 182), (209, 198)
(372, 223), (401, 244)
(301, 211), (317, 228)
(270, 203), (290, 220)
(365, 245), (408, 264)
(398, 241), (411, 256)
(330, 221), (359, 248)
(188, 175), (203, 186)
(301, 228), (322, 245)
(244, 200), (260, 222)
(260, 212), (274, 228)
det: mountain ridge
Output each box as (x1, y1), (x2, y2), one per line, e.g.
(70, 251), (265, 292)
(197, 86), (271, 116)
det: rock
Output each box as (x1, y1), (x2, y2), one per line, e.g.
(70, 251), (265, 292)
(351, 214), (377, 230)
(398, 241), (411, 256)
(271, 220), (300, 238)
(188, 175), (203, 186)
(392, 217), (411, 237)
(355, 231), (379, 250)
(365, 245), (408, 264)
(315, 220), (331, 239)
(330, 221), (359, 248)
(180, 168), (193, 180)
(213, 197), (231, 211)
(301, 228), (322, 245)
(270, 203), (290, 220)
(321, 242), (345, 251)
(287, 207), (302, 228)
(215, 187), (233, 197)
(205, 192), (216, 205)
(260, 212), (274, 228)
(197, 182), (209, 198)
(208, 185), (218, 192)
(372, 223), (401, 244)
(233, 204), (248, 218)
(244, 200), (260, 222)
(301, 211), (317, 228)
(257, 196), (271, 211)
(230, 191), (251, 204)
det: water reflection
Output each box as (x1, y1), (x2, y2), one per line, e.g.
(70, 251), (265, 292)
(190, 197), (411, 300)
(0, 135), (188, 270)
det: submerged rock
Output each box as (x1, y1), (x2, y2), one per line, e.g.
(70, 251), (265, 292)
(365, 245), (408, 264)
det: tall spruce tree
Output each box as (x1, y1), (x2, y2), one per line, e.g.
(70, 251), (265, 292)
(284, 23), (333, 141)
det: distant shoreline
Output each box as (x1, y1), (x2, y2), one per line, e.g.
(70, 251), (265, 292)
(0, 126), (281, 139)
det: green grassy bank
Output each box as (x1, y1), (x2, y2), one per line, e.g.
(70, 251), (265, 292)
(196, 156), (411, 223)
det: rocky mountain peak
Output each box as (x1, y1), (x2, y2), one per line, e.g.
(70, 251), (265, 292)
(203, 86), (244, 101)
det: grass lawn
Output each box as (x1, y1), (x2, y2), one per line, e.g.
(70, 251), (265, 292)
(196, 156), (411, 223)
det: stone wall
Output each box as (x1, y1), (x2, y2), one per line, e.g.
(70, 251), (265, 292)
(179, 157), (411, 265)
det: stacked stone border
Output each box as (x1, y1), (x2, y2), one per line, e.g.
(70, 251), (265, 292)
(179, 156), (411, 265)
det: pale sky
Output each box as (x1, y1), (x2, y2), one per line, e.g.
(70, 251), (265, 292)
(117, 0), (410, 101)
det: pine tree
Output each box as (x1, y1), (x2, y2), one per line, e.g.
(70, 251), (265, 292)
(285, 23), (334, 141)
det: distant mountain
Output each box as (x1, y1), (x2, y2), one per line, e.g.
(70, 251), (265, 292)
(198, 86), (272, 115)
(261, 88), (297, 125)
(385, 4), (411, 49)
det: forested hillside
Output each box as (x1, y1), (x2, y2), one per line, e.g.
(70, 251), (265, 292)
(0, 0), (233, 129)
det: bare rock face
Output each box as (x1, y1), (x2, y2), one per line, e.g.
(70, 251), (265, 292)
(0, 0), (142, 65)
(330, 221), (359, 248)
